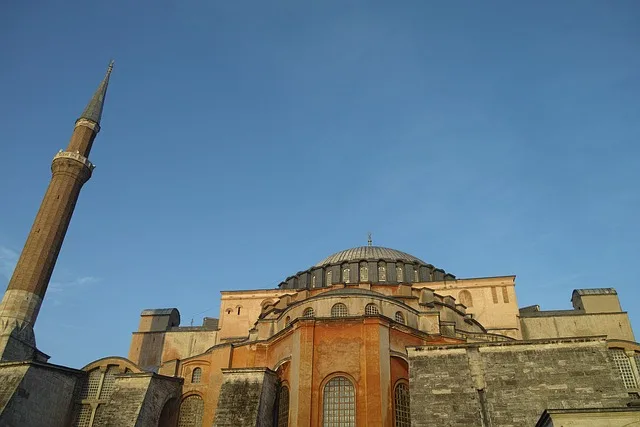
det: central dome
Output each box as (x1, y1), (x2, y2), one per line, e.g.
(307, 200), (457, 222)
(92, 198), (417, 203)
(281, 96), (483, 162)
(315, 246), (427, 267)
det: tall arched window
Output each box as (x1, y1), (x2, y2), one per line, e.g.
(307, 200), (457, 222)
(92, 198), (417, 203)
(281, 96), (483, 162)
(331, 303), (348, 317)
(285, 316), (291, 326)
(326, 270), (333, 286)
(396, 266), (404, 282)
(413, 268), (419, 282)
(177, 395), (204, 427)
(365, 303), (379, 315)
(342, 267), (350, 283)
(311, 275), (317, 287)
(303, 307), (315, 318)
(394, 382), (411, 427)
(395, 311), (405, 324)
(458, 290), (473, 308)
(323, 376), (355, 426)
(360, 265), (368, 282)
(191, 367), (202, 384)
(277, 386), (290, 427)
(378, 265), (387, 281)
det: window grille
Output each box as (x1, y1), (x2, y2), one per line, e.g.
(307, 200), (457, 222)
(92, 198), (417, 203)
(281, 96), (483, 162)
(378, 265), (386, 281)
(303, 307), (315, 318)
(360, 265), (368, 282)
(395, 312), (405, 324)
(342, 268), (350, 283)
(458, 290), (473, 308)
(413, 269), (419, 282)
(611, 349), (638, 389)
(93, 404), (108, 425)
(192, 367), (202, 384)
(323, 376), (355, 427)
(74, 404), (92, 427)
(396, 266), (404, 282)
(82, 369), (102, 399)
(178, 395), (204, 427)
(99, 366), (119, 400)
(277, 386), (290, 427)
(365, 304), (379, 315)
(331, 303), (348, 317)
(326, 271), (332, 286)
(394, 383), (411, 427)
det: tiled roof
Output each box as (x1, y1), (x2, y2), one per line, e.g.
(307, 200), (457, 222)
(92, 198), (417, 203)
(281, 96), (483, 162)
(314, 246), (426, 266)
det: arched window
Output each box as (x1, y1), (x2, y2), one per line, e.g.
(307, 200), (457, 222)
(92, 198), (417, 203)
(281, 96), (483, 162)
(331, 303), (348, 317)
(413, 268), (419, 282)
(285, 316), (291, 326)
(277, 386), (290, 427)
(360, 265), (368, 282)
(342, 267), (350, 283)
(394, 382), (411, 427)
(177, 395), (204, 427)
(610, 349), (638, 389)
(458, 290), (473, 308)
(396, 266), (404, 282)
(323, 376), (355, 426)
(303, 307), (315, 318)
(237, 306), (242, 315)
(365, 303), (379, 315)
(378, 265), (387, 281)
(191, 367), (202, 383)
(311, 275), (317, 287)
(395, 311), (405, 324)
(326, 270), (333, 286)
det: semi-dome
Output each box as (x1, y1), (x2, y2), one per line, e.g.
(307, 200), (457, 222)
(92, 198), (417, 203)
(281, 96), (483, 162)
(315, 246), (426, 267)
(278, 245), (455, 290)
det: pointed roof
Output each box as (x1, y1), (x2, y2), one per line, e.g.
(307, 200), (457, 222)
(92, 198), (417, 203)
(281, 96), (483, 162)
(78, 60), (114, 125)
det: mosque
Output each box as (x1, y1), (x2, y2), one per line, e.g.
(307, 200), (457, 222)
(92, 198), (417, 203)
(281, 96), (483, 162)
(0, 63), (639, 427)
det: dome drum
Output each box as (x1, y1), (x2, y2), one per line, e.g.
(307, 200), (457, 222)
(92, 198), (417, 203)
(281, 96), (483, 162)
(278, 246), (454, 290)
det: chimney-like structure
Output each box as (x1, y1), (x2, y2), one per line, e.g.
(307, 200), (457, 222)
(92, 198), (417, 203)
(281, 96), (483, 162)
(0, 62), (114, 361)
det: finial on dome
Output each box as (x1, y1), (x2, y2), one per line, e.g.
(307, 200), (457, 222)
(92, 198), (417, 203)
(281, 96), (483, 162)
(367, 232), (372, 246)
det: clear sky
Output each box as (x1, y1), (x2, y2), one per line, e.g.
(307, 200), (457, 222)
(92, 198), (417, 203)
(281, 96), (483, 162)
(1, 1), (638, 368)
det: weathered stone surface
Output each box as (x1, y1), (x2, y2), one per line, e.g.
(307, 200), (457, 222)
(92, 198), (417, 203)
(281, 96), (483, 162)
(94, 372), (182, 427)
(213, 368), (278, 427)
(0, 361), (82, 427)
(408, 338), (629, 427)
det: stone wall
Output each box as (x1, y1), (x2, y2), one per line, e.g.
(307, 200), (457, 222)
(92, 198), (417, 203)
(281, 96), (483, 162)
(0, 361), (82, 427)
(94, 372), (182, 427)
(213, 368), (278, 427)
(408, 338), (629, 427)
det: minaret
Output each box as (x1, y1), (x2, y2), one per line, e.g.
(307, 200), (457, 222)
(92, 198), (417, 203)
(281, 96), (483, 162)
(0, 62), (114, 362)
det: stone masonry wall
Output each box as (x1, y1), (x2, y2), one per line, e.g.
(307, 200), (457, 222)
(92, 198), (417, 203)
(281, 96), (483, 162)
(0, 362), (82, 427)
(213, 368), (278, 427)
(95, 372), (182, 427)
(408, 338), (629, 427)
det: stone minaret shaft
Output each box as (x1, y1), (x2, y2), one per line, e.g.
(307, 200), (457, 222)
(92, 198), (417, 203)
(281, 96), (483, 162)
(0, 62), (113, 362)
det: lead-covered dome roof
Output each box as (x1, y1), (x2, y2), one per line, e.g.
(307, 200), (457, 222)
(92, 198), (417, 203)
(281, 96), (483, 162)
(315, 246), (426, 267)
(278, 245), (455, 289)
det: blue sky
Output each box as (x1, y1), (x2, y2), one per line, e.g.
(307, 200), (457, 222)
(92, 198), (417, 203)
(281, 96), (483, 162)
(1, 1), (638, 368)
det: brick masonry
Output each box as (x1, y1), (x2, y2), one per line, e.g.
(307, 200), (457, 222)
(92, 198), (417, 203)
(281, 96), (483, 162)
(408, 337), (629, 427)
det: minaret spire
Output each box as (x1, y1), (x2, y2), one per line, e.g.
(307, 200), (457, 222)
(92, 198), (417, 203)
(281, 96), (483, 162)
(0, 62), (113, 362)
(78, 60), (114, 129)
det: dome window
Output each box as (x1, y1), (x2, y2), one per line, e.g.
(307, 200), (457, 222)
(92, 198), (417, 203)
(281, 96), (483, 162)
(365, 304), (379, 315)
(331, 303), (348, 317)
(303, 307), (315, 318)
(396, 266), (404, 282)
(326, 270), (332, 286)
(395, 311), (405, 324)
(342, 267), (350, 283)
(413, 268), (419, 282)
(378, 265), (386, 282)
(360, 265), (368, 282)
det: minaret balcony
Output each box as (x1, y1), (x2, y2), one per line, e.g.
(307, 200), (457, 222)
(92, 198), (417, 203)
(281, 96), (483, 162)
(53, 150), (96, 171)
